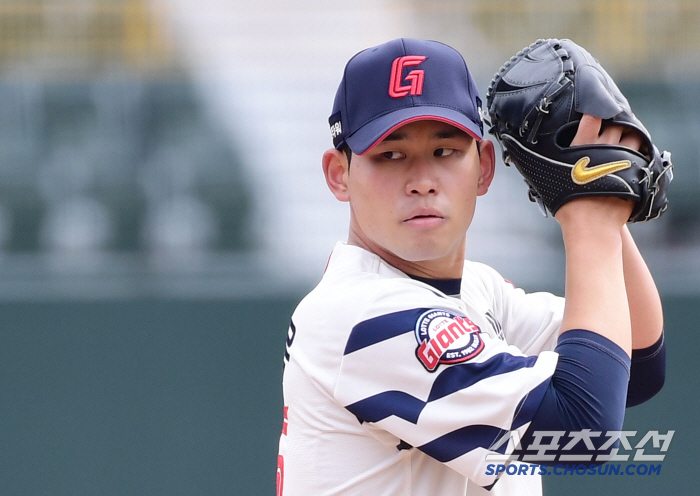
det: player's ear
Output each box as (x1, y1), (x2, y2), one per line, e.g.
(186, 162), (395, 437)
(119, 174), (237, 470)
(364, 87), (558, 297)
(476, 139), (496, 196)
(322, 148), (350, 202)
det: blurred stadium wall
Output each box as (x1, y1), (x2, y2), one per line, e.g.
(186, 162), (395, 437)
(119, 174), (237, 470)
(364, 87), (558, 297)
(0, 1), (697, 495)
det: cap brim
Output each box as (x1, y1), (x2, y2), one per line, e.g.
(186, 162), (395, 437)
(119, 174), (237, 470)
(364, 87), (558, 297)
(346, 106), (483, 155)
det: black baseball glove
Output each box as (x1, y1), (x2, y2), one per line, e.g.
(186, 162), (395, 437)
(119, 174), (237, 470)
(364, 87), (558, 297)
(484, 38), (673, 222)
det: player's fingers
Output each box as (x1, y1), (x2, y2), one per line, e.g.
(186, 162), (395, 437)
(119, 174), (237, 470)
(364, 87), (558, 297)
(619, 129), (644, 151)
(570, 114), (602, 146)
(598, 124), (623, 145)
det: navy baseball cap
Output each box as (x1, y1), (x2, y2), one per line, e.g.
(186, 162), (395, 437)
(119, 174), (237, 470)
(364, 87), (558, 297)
(329, 38), (484, 155)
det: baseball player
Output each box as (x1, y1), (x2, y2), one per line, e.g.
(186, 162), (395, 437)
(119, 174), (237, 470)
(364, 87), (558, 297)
(277, 38), (667, 495)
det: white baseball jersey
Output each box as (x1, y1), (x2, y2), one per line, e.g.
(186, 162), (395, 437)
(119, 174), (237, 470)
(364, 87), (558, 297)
(277, 242), (565, 495)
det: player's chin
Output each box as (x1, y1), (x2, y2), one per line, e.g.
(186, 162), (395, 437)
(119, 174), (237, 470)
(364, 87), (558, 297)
(392, 239), (456, 264)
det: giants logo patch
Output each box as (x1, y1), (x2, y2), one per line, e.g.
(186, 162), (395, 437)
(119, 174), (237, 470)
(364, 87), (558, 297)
(389, 55), (426, 98)
(414, 309), (484, 372)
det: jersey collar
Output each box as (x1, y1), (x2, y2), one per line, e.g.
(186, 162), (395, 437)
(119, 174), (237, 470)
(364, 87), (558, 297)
(407, 274), (462, 297)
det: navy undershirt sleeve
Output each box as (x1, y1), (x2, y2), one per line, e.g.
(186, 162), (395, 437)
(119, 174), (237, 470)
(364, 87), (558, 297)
(517, 329), (631, 465)
(627, 332), (666, 407)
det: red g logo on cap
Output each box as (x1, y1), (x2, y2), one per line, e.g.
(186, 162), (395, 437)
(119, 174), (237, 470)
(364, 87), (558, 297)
(389, 56), (426, 98)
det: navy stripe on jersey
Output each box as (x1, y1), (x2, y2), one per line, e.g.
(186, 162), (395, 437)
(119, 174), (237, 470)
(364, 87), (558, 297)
(345, 352), (539, 424)
(428, 354), (538, 402)
(343, 308), (429, 355)
(417, 379), (551, 463)
(348, 390), (425, 424)
(419, 424), (508, 463)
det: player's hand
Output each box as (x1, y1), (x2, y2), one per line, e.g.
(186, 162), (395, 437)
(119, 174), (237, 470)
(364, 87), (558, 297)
(570, 114), (643, 150)
(555, 115), (637, 228)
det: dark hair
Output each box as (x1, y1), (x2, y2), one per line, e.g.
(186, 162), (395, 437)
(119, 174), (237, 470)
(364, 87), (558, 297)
(340, 143), (352, 167)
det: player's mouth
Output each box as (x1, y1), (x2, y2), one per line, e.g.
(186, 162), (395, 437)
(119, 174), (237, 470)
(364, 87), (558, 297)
(404, 208), (445, 228)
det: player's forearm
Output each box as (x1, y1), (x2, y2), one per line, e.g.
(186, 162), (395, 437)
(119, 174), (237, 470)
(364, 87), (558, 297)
(558, 215), (631, 356)
(622, 226), (664, 349)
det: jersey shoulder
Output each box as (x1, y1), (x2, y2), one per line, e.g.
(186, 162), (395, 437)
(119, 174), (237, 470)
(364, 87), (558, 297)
(297, 243), (461, 324)
(460, 259), (518, 308)
(284, 243), (463, 397)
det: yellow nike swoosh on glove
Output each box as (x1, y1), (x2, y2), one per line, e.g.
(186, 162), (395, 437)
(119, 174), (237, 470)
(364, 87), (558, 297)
(571, 156), (632, 185)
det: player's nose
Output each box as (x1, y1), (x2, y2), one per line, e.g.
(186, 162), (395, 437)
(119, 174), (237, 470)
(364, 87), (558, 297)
(406, 158), (439, 195)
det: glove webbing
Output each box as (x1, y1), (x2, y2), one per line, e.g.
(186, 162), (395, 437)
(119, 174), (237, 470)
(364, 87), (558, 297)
(523, 75), (573, 144)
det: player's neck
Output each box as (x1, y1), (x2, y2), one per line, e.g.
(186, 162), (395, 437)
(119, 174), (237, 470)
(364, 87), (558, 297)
(346, 230), (466, 279)
(387, 253), (465, 280)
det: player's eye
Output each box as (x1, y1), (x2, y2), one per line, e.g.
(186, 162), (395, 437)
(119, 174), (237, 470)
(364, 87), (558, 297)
(434, 148), (456, 157)
(382, 151), (405, 160)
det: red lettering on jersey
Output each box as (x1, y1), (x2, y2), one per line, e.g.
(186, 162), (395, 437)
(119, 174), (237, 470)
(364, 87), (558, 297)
(436, 328), (454, 348)
(282, 405), (288, 436)
(389, 56), (426, 98)
(416, 339), (440, 370)
(277, 406), (288, 495)
(276, 454), (284, 496)
(447, 321), (466, 339)
(455, 315), (480, 333)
